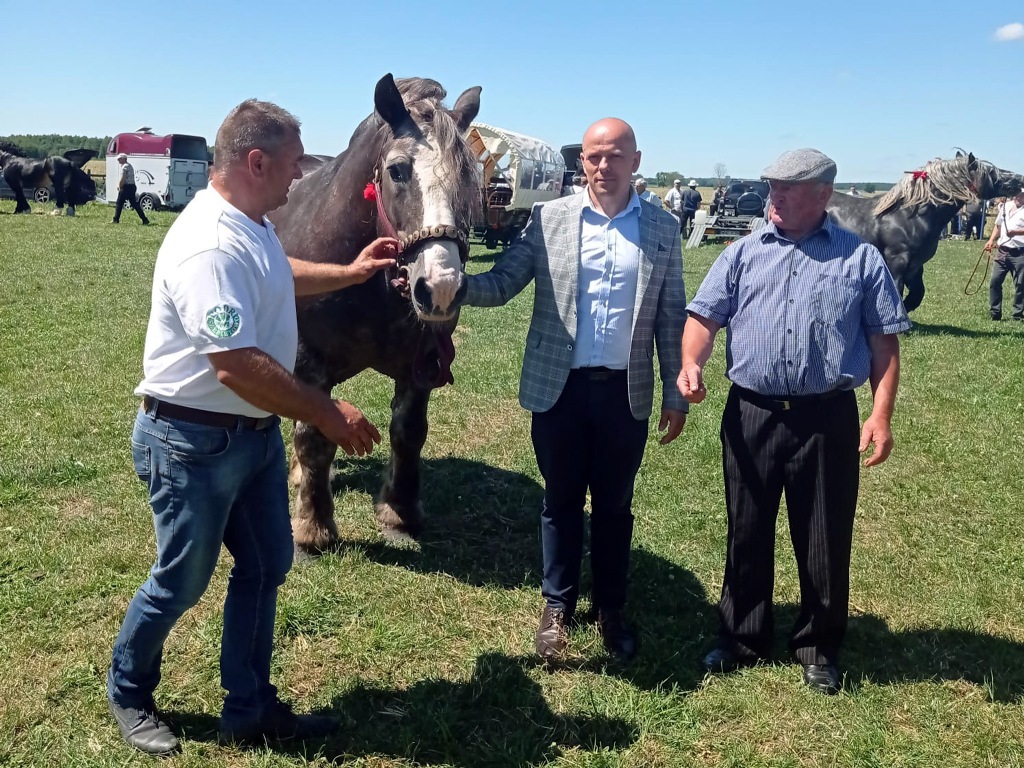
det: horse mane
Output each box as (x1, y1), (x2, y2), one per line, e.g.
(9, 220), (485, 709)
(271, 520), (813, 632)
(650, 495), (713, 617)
(873, 155), (977, 216)
(375, 77), (481, 221)
(0, 141), (29, 156)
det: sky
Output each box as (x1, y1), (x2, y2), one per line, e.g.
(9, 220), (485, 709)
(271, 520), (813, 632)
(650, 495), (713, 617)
(4, 1), (1023, 183)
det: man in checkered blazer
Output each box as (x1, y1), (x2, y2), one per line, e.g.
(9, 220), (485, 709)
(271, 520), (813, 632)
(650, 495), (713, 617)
(461, 118), (687, 663)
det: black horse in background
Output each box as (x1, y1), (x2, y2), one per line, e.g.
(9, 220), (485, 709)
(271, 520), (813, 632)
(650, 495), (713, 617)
(0, 142), (96, 214)
(827, 152), (1023, 311)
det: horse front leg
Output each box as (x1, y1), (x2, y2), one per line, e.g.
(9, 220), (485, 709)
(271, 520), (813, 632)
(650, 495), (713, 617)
(292, 418), (340, 555)
(903, 267), (925, 313)
(13, 187), (31, 214)
(376, 379), (429, 541)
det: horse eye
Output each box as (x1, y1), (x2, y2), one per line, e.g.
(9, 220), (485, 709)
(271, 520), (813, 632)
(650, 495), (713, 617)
(388, 163), (411, 183)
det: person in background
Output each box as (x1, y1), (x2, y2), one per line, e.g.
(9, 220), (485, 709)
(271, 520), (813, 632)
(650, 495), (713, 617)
(635, 177), (661, 207)
(680, 180), (702, 239)
(112, 153), (150, 225)
(984, 184), (1024, 321)
(679, 147), (911, 695)
(664, 178), (684, 229)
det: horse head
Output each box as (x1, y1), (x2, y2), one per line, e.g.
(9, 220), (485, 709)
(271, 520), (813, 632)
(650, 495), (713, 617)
(371, 74), (481, 325)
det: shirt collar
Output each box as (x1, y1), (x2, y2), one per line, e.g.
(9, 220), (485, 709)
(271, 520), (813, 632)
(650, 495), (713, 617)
(582, 189), (643, 222)
(759, 211), (836, 244)
(206, 186), (276, 237)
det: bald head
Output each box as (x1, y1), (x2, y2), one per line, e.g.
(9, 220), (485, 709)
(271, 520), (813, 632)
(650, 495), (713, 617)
(582, 118), (637, 154)
(580, 117), (641, 217)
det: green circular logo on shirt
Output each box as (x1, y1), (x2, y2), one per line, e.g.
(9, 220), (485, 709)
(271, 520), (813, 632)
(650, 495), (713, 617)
(205, 304), (241, 338)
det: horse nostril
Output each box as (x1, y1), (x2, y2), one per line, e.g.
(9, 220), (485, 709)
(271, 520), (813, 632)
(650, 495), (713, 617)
(413, 277), (433, 313)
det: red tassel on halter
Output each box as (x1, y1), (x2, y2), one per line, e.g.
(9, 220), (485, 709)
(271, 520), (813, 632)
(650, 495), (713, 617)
(911, 171), (928, 180)
(363, 182), (377, 201)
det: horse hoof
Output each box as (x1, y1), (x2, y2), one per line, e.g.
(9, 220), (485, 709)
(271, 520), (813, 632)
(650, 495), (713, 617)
(375, 500), (422, 541)
(292, 543), (319, 564)
(291, 515), (339, 556)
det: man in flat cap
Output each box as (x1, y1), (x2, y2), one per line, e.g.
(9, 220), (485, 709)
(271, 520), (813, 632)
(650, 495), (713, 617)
(677, 148), (910, 694)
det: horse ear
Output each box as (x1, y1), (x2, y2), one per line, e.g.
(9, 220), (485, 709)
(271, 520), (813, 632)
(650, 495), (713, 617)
(451, 86), (482, 133)
(968, 152), (977, 170)
(374, 73), (413, 133)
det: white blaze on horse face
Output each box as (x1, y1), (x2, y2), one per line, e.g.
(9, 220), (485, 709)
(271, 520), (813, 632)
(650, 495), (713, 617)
(408, 141), (463, 320)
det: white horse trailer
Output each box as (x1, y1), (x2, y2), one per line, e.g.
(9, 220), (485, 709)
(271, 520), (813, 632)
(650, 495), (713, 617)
(105, 130), (208, 211)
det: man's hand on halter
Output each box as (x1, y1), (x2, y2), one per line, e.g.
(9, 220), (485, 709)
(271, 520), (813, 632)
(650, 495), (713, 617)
(347, 237), (399, 284)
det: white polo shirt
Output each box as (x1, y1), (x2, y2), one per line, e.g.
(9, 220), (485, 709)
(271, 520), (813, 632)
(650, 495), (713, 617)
(995, 200), (1024, 250)
(135, 187), (297, 417)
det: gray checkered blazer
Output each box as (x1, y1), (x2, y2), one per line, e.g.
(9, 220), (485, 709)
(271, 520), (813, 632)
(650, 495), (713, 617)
(464, 194), (687, 419)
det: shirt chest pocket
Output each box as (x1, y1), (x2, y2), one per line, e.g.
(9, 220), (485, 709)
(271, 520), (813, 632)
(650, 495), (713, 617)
(811, 275), (861, 327)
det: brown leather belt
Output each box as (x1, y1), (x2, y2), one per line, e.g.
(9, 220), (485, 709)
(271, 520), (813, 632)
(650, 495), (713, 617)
(573, 366), (627, 381)
(142, 396), (276, 430)
(734, 385), (846, 412)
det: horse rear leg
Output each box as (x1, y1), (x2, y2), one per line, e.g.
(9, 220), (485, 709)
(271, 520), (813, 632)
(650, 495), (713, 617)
(292, 419), (340, 555)
(376, 380), (429, 540)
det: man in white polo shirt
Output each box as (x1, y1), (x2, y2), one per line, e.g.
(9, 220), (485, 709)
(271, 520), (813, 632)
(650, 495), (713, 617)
(107, 99), (398, 755)
(985, 184), (1024, 321)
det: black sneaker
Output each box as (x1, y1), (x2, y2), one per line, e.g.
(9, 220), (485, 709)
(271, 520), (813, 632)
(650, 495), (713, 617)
(108, 697), (180, 755)
(219, 699), (339, 745)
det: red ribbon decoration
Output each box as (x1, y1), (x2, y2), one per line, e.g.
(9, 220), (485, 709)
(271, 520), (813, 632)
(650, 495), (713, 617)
(911, 171), (928, 180)
(363, 182), (377, 201)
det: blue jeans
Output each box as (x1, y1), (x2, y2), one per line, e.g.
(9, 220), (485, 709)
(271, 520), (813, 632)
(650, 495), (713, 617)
(108, 407), (293, 728)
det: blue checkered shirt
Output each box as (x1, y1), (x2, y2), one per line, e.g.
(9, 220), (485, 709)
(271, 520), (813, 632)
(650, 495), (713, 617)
(687, 214), (911, 396)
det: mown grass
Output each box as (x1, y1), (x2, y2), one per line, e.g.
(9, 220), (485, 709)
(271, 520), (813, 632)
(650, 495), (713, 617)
(1, 199), (1022, 767)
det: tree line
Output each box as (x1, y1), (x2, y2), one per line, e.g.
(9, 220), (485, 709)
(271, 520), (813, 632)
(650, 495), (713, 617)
(0, 134), (112, 159)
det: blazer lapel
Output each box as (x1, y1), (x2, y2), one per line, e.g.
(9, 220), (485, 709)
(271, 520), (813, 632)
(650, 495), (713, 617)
(632, 206), (658, 328)
(561, 195), (584, 325)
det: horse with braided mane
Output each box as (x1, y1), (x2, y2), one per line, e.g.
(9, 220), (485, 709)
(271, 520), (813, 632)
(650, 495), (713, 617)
(827, 152), (1023, 311)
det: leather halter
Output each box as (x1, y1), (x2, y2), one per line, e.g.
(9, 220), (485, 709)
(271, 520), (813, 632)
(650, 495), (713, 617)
(372, 164), (470, 296)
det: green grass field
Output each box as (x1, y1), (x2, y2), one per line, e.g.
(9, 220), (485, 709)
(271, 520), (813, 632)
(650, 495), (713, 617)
(1, 200), (1022, 767)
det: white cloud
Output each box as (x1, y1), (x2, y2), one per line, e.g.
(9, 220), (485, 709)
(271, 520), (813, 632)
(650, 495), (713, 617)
(994, 22), (1024, 41)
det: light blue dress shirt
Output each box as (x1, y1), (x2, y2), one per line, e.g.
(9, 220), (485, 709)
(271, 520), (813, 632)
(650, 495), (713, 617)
(687, 214), (911, 396)
(572, 191), (643, 370)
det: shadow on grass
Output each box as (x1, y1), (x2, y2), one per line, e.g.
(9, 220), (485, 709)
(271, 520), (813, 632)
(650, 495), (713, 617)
(467, 248), (506, 265)
(907, 321), (1016, 338)
(844, 613), (1024, 703)
(171, 653), (636, 767)
(329, 455), (544, 589)
(764, 605), (1024, 703)
(326, 455), (720, 691)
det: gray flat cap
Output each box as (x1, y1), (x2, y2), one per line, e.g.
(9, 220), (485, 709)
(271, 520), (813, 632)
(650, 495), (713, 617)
(761, 148), (837, 183)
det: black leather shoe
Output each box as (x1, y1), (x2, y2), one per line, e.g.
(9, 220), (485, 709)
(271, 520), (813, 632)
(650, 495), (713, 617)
(220, 699), (339, 745)
(802, 663), (842, 695)
(535, 605), (570, 661)
(108, 698), (180, 755)
(701, 646), (761, 674)
(597, 609), (637, 662)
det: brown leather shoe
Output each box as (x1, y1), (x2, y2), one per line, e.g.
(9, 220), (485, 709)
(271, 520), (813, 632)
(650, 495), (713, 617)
(535, 605), (570, 661)
(597, 609), (636, 662)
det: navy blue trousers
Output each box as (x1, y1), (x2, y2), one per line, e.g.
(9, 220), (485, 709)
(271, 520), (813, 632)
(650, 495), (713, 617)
(531, 369), (648, 615)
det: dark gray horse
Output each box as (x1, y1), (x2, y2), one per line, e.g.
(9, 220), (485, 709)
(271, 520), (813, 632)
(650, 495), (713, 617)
(0, 143), (96, 214)
(270, 75), (481, 554)
(827, 152), (1023, 311)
